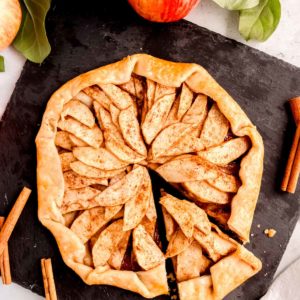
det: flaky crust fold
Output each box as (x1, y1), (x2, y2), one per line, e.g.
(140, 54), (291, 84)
(178, 245), (262, 300)
(36, 54), (263, 296)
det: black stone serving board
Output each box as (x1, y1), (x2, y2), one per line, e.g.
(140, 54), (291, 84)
(0, 0), (300, 299)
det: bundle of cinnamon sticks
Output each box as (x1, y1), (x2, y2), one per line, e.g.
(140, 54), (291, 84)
(0, 187), (57, 299)
(281, 97), (300, 193)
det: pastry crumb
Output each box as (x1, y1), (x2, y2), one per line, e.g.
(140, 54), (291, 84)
(257, 224), (261, 228)
(264, 228), (276, 238)
(171, 296), (178, 300)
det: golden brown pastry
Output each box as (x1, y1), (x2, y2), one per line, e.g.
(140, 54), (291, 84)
(36, 54), (263, 298)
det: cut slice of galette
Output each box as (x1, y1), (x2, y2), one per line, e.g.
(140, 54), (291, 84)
(36, 54), (263, 298)
(160, 192), (262, 300)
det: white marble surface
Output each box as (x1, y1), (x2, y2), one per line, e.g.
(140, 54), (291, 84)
(0, 0), (299, 298)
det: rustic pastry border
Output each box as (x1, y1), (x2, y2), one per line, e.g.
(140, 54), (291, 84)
(36, 54), (264, 297)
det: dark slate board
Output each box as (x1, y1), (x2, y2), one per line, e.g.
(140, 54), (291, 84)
(0, 0), (300, 299)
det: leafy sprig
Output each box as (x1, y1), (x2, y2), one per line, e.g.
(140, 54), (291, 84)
(211, 0), (281, 41)
(13, 0), (51, 63)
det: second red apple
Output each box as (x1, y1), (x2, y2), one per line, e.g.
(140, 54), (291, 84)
(128, 0), (200, 23)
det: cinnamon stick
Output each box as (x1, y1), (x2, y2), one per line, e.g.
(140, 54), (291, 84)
(281, 126), (300, 191)
(0, 217), (11, 285)
(0, 187), (31, 257)
(0, 218), (4, 282)
(41, 259), (51, 300)
(45, 259), (57, 300)
(2, 245), (11, 284)
(281, 97), (300, 193)
(290, 97), (300, 123)
(41, 258), (57, 300)
(0, 254), (4, 283)
(287, 140), (300, 192)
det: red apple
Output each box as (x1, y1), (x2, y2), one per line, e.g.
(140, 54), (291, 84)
(128, 0), (200, 23)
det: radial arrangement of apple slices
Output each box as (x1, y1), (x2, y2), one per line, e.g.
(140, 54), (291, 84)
(56, 76), (251, 226)
(45, 71), (261, 299)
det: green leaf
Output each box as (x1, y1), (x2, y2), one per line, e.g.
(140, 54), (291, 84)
(212, 0), (259, 10)
(239, 0), (281, 41)
(0, 56), (4, 72)
(13, 0), (51, 63)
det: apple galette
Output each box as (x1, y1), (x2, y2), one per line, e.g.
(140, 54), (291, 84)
(36, 54), (264, 299)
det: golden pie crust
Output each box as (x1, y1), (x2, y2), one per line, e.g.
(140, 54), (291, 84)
(36, 54), (264, 298)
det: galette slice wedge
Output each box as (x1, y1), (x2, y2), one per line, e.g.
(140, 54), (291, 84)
(160, 192), (262, 300)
